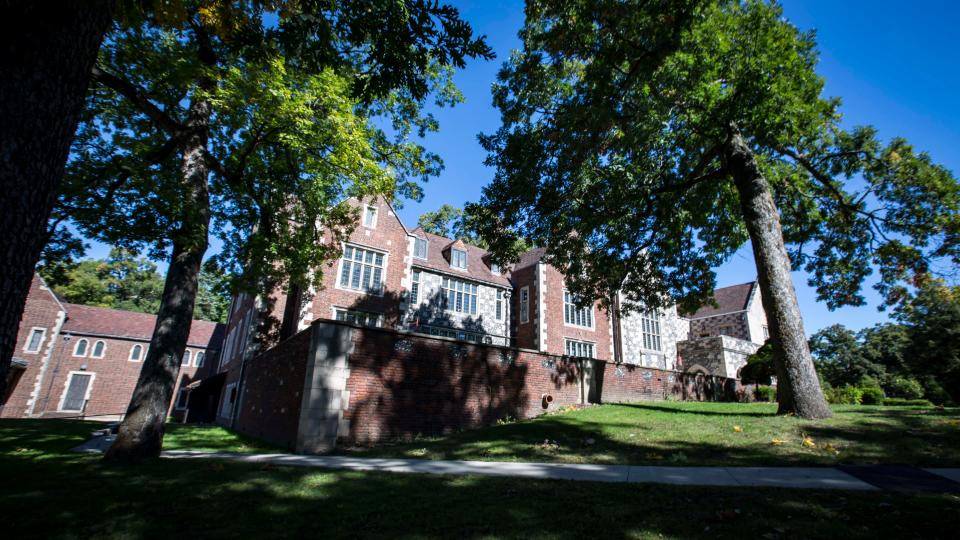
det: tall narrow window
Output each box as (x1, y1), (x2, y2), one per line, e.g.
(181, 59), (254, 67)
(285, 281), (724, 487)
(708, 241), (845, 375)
(182, 350), (192, 366)
(176, 389), (189, 410)
(61, 373), (93, 412)
(25, 328), (45, 353)
(496, 290), (504, 321)
(129, 344), (143, 362)
(564, 339), (595, 358)
(641, 310), (662, 351)
(91, 340), (105, 358)
(563, 291), (594, 328)
(414, 237), (428, 259)
(762, 325), (769, 340)
(338, 245), (385, 294)
(441, 277), (478, 315)
(73, 339), (88, 357)
(195, 351), (205, 367)
(490, 262), (500, 274)
(410, 270), (421, 304)
(451, 248), (467, 269)
(363, 205), (378, 227)
(519, 287), (529, 323)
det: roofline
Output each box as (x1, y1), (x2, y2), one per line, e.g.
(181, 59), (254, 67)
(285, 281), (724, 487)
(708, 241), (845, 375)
(61, 329), (219, 349)
(36, 274), (68, 313)
(685, 308), (749, 321)
(410, 262), (512, 289)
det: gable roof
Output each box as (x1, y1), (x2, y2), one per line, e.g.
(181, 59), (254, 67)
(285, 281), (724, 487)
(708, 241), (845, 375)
(61, 303), (225, 349)
(513, 247), (547, 271)
(688, 282), (757, 319)
(409, 228), (512, 288)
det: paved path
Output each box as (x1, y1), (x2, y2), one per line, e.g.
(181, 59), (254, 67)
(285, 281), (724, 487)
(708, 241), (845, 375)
(163, 450), (884, 490)
(74, 435), (960, 492)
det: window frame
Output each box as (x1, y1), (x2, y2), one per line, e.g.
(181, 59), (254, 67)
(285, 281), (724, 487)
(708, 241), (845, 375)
(519, 286), (530, 324)
(175, 388), (189, 410)
(441, 276), (478, 315)
(495, 290), (504, 321)
(195, 351), (205, 367)
(640, 310), (663, 352)
(410, 270), (421, 305)
(563, 290), (595, 329)
(333, 308), (381, 328)
(362, 205), (378, 228)
(24, 327), (46, 353)
(73, 338), (89, 357)
(129, 344), (143, 362)
(413, 237), (428, 259)
(564, 338), (596, 359)
(336, 243), (387, 296)
(58, 371), (96, 412)
(182, 349), (192, 366)
(450, 248), (467, 269)
(90, 340), (106, 358)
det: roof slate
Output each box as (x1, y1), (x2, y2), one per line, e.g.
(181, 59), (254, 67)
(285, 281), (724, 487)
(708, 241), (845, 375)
(62, 303), (225, 348)
(688, 282), (757, 318)
(410, 228), (512, 288)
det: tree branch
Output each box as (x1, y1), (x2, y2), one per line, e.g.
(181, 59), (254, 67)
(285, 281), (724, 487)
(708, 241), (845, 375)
(90, 66), (184, 134)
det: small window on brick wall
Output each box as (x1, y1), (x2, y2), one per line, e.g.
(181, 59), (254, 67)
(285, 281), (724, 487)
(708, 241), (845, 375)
(565, 339), (595, 358)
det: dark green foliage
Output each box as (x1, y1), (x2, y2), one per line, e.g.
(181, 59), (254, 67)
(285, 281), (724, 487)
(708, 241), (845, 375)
(897, 281), (960, 404)
(740, 343), (774, 385)
(417, 204), (487, 247)
(754, 385), (776, 402)
(810, 325), (883, 387)
(882, 398), (934, 407)
(888, 377), (925, 400)
(826, 385), (863, 405)
(859, 385), (885, 405)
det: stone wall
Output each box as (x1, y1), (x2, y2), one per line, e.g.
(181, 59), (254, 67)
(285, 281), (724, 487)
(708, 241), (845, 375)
(678, 335), (760, 378)
(619, 302), (686, 370)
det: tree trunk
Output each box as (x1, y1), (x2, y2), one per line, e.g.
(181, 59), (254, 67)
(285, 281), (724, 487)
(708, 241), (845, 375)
(725, 128), (832, 419)
(0, 1), (113, 406)
(104, 91), (212, 463)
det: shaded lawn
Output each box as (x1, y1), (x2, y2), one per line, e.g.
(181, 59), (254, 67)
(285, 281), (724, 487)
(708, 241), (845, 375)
(339, 402), (960, 467)
(0, 418), (279, 456)
(1, 419), (958, 539)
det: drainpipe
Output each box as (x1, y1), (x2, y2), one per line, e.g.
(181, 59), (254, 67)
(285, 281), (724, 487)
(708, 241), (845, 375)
(611, 291), (623, 364)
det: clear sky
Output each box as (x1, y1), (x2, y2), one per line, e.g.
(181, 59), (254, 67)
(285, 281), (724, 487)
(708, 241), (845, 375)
(84, 1), (959, 335)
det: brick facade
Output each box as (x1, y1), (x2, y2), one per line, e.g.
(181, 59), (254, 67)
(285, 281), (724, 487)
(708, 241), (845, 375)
(231, 320), (744, 450)
(1, 274), (224, 421)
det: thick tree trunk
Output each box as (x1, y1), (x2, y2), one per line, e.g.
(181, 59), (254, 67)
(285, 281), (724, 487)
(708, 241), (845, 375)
(104, 93), (212, 463)
(0, 1), (113, 404)
(725, 128), (832, 419)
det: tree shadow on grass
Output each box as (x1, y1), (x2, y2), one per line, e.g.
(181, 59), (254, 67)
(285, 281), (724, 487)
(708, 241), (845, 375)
(0, 445), (958, 539)
(616, 402), (776, 417)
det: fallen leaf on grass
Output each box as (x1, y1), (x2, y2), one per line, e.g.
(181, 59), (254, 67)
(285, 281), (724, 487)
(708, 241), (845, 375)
(770, 438), (785, 446)
(802, 436), (816, 448)
(733, 425), (743, 432)
(822, 443), (840, 455)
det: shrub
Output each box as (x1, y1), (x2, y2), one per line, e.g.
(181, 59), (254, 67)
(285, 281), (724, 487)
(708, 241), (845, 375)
(755, 385), (776, 402)
(887, 377), (925, 400)
(860, 385), (885, 405)
(882, 398), (934, 407)
(826, 384), (863, 405)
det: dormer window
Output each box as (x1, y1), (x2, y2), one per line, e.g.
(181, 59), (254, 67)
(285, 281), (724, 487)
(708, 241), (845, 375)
(490, 262), (500, 274)
(363, 205), (378, 228)
(414, 237), (428, 259)
(451, 248), (467, 269)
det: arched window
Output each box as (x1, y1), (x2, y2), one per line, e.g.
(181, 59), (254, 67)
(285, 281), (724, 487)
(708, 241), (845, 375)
(182, 350), (191, 366)
(73, 339), (88, 357)
(91, 340), (106, 358)
(129, 344), (143, 362)
(195, 351), (205, 368)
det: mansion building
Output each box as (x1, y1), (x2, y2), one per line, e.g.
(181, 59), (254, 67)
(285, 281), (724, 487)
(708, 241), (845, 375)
(213, 197), (769, 423)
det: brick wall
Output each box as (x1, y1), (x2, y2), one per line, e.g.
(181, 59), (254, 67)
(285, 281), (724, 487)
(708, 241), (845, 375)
(232, 328), (313, 449)
(1, 276), (64, 418)
(231, 320), (744, 451)
(542, 265), (614, 360)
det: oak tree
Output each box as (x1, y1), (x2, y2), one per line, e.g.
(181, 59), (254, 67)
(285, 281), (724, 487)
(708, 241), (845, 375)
(62, 1), (490, 461)
(470, 0), (958, 418)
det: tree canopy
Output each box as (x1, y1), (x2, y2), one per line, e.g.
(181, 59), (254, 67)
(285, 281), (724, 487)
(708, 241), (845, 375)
(468, 0), (958, 418)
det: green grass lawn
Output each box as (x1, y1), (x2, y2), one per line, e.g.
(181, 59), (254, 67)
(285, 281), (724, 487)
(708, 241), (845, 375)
(339, 401), (960, 467)
(1, 417), (959, 539)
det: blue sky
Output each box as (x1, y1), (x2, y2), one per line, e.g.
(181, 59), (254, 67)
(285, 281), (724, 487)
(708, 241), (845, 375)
(85, 1), (958, 335)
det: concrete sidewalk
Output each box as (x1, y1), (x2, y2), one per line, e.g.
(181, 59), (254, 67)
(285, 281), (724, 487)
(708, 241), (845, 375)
(162, 450), (889, 490)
